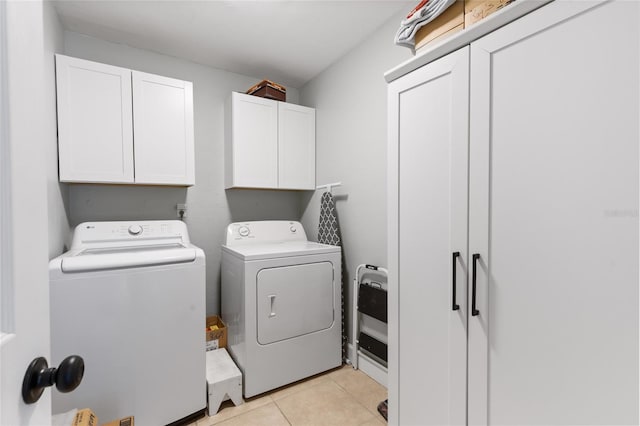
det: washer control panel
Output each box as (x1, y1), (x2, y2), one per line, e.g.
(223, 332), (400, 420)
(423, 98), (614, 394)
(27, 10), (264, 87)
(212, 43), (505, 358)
(225, 221), (307, 245)
(70, 220), (191, 249)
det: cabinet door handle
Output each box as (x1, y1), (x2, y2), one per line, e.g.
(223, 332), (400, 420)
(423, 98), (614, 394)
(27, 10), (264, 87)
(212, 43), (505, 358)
(452, 252), (460, 311)
(472, 253), (480, 316)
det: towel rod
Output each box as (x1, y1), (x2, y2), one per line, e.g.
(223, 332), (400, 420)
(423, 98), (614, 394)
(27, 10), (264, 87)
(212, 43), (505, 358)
(316, 182), (342, 193)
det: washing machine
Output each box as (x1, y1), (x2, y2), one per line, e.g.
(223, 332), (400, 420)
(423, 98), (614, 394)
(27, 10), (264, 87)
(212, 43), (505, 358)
(49, 220), (206, 426)
(221, 221), (341, 397)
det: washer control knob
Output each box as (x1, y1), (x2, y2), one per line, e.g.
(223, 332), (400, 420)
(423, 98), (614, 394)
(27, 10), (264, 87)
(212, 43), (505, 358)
(128, 225), (143, 235)
(290, 226), (297, 233)
(238, 226), (250, 237)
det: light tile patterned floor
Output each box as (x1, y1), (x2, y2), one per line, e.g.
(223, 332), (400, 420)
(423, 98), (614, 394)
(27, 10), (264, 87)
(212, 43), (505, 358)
(191, 365), (387, 426)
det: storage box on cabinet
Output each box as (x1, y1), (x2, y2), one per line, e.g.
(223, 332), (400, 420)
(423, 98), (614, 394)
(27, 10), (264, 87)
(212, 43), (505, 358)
(225, 92), (315, 190)
(388, 1), (638, 425)
(413, 0), (515, 52)
(55, 54), (195, 186)
(246, 79), (287, 102)
(414, 0), (465, 50)
(465, 0), (514, 26)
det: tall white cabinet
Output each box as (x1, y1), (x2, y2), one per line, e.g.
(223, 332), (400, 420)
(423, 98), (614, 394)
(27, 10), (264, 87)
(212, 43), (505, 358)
(278, 101), (316, 190)
(389, 46), (470, 426)
(55, 55), (195, 186)
(225, 92), (316, 190)
(387, 1), (639, 425)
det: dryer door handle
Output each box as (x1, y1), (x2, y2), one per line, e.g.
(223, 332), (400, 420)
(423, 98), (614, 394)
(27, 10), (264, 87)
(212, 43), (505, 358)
(268, 295), (276, 318)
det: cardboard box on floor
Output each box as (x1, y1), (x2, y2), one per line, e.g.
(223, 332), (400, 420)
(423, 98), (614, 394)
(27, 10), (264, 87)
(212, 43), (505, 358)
(72, 409), (97, 426)
(70, 408), (134, 426)
(206, 315), (227, 351)
(414, 0), (514, 51)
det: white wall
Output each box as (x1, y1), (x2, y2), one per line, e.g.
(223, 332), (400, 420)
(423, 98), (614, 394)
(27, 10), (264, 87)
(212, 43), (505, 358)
(63, 32), (302, 315)
(43, 1), (69, 259)
(299, 11), (411, 347)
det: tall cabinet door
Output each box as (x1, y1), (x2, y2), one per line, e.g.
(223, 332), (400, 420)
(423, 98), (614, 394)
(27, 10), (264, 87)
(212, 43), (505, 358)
(388, 46), (469, 426)
(132, 71), (195, 185)
(278, 102), (315, 190)
(55, 54), (134, 183)
(468, 1), (639, 424)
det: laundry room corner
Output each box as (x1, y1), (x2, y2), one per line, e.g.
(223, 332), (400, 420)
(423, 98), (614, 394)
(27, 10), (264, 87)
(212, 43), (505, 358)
(60, 31), (303, 317)
(4, 1), (636, 425)
(299, 8), (411, 362)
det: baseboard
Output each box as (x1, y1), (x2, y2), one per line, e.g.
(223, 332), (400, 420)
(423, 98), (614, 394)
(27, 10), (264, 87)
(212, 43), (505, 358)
(347, 343), (388, 388)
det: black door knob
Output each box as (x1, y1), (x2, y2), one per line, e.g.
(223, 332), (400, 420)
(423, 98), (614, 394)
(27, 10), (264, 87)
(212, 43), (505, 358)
(22, 355), (84, 404)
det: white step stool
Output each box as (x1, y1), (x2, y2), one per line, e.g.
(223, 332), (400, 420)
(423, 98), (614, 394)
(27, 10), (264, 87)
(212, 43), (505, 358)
(206, 348), (243, 415)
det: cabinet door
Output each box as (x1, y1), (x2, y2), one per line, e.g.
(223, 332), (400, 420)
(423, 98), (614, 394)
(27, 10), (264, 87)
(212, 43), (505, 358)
(55, 54), (134, 183)
(468, 1), (639, 424)
(226, 92), (278, 188)
(278, 102), (315, 189)
(388, 46), (469, 426)
(132, 71), (194, 185)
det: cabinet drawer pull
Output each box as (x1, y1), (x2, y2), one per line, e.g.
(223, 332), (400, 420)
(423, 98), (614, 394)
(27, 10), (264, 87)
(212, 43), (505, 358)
(472, 254), (480, 316)
(452, 252), (460, 311)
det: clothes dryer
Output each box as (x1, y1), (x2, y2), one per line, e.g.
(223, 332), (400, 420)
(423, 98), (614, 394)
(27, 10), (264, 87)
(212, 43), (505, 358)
(221, 221), (341, 397)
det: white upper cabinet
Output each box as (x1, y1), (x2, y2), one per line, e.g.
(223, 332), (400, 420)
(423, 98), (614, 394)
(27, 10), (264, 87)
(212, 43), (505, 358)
(225, 92), (315, 190)
(278, 102), (315, 190)
(226, 92), (279, 189)
(55, 54), (195, 186)
(132, 71), (194, 185)
(56, 55), (134, 183)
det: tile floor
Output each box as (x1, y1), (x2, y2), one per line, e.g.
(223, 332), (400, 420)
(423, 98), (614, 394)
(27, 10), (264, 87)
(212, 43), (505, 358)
(191, 365), (387, 426)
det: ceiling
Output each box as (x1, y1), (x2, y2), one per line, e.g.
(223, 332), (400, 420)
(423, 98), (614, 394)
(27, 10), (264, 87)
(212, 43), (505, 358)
(52, 0), (414, 88)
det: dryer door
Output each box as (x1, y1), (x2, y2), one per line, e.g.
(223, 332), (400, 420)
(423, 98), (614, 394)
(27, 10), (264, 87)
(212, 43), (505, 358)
(257, 262), (335, 345)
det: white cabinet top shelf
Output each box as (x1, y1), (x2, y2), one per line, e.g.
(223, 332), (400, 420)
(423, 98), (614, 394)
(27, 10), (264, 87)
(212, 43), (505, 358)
(384, 0), (552, 83)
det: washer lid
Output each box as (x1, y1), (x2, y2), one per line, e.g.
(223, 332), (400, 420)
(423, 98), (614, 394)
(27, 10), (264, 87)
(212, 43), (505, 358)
(61, 244), (197, 272)
(222, 241), (340, 261)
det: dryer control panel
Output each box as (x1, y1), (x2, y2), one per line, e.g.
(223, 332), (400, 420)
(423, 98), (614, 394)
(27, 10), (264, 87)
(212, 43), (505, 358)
(225, 221), (307, 245)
